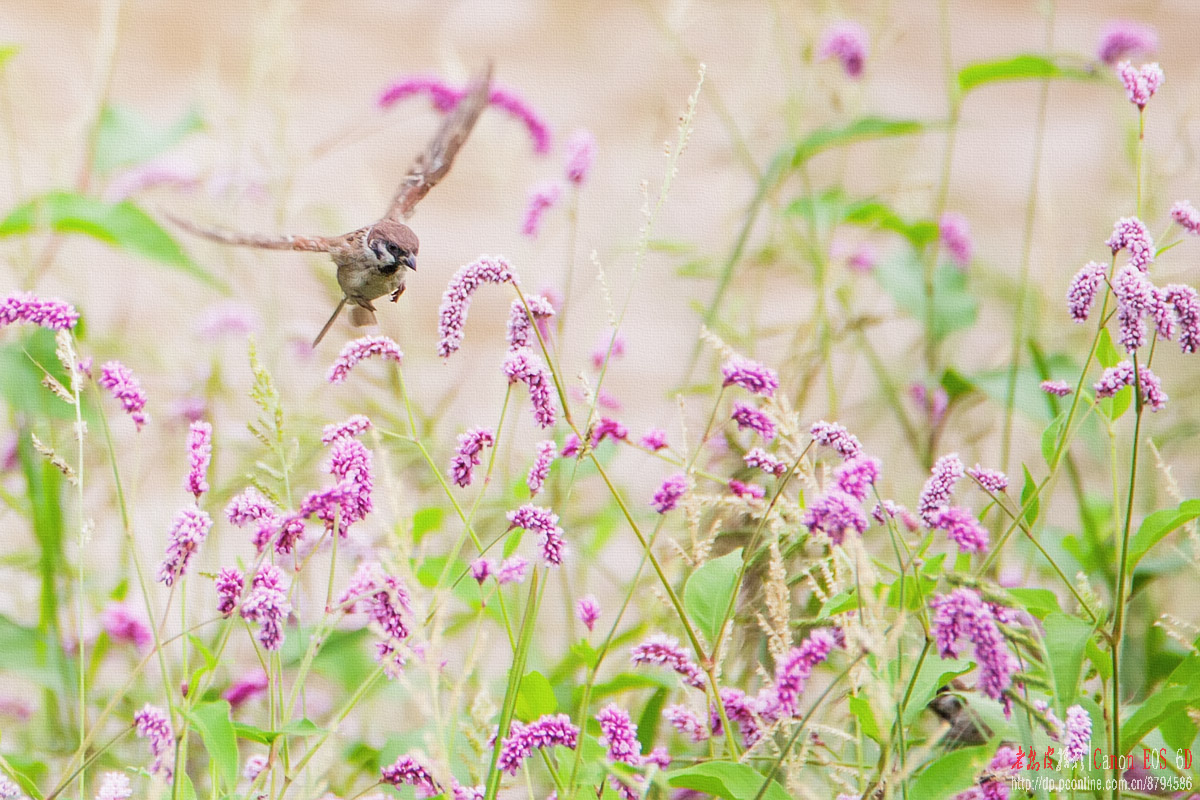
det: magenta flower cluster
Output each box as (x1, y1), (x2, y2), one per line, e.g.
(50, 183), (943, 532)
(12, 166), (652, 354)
(522, 182), (560, 238)
(1066, 261), (1106, 322)
(438, 255), (516, 358)
(803, 490), (868, 544)
(507, 503), (565, 565)
(497, 713), (580, 775)
(380, 754), (439, 797)
(185, 420), (212, 499)
(1094, 361), (1168, 411)
(1172, 200), (1200, 235)
(526, 439), (556, 496)
(1040, 379), (1073, 397)
(939, 211), (973, 268)
(1063, 704), (1092, 766)
(630, 634), (706, 688)
(239, 564), (291, 651)
(967, 465), (1008, 493)
(652, 472), (689, 513)
(818, 21), (869, 78)
(506, 294), (555, 350)
(744, 448), (787, 477)
(731, 402), (775, 440)
(931, 588), (1020, 716)
(576, 595), (601, 631)
(761, 628), (838, 720)
(449, 427), (494, 488)
(721, 356), (779, 397)
(918, 453), (964, 524)
(834, 455), (880, 501)
(503, 348), (557, 428)
(1118, 61), (1163, 109)
(729, 479), (765, 500)
(327, 335), (402, 384)
(98, 361), (149, 430)
(157, 507), (212, 586)
(321, 414), (371, 444)
(564, 129), (597, 185)
(1098, 21), (1157, 65)
(133, 704), (174, 779)
(810, 420), (863, 460)
(1, 291), (79, 331)
(215, 567), (244, 616)
(338, 562), (413, 678)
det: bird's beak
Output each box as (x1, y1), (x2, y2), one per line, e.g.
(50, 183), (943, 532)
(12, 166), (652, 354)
(403, 254), (416, 271)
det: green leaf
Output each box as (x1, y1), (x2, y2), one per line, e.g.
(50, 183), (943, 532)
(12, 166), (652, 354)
(958, 54), (1095, 94)
(911, 745), (991, 800)
(576, 672), (674, 705)
(1097, 328), (1120, 369)
(514, 670), (557, 721)
(280, 718), (323, 736)
(1086, 637), (1112, 681)
(232, 722), (278, 745)
(850, 695), (883, 743)
(637, 687), (668, 755)
(310, 628), (379, 694)
(1041, 412), (1065, 468)
(901, 658), (973, 726)
(95, 104), (204, 174)
(1005, 588), (1061, 620)
(791, 118), (925, 166)
(668, 762), (791, 800)
(1127, 499), (1200, 571)
(1042, 614), (1092, 711)
(683, 548), (743, 646)
(874, 250), (978, 341)
(0, 329), (82, 421)
(186, 701), (239, 791)
(411, 506), (444, 545)
(843, 200), (938, 249)
(0, 192), (223, 288)
(0, 46), (18, 72)
(1019, 466), (1039, 526)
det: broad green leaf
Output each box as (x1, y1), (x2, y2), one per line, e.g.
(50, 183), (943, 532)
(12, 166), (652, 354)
(514, 670), (557, 721)
(843, 199), (938, 249)
(885, 574), (936, 610)
(958, 54), (1094, 94)
(683, 548), (743, 646)
(1097, 328), (1120, 369)
(901, 658), (973, 726)
(280, 718), (323, 736)
(850, 695), (883, 743)
(310, 628), (379, 694)
(668, 761), (791, 800)
(186, 701), (239, 791)
(95, 104), (204, 174)
(0, 328), (82, 420)
(0, 192), (222, 287)
(576, 672), (674, 704)
(969, 361), (1074, 422)
(1019, 466), (1039, 526)
(791, 118), (925, 166)
(1127, 499), (1200, 571)
(1086, 637), (1112, 682)
(232, 722), (277, 745)
(1042, 614), (1092, 711)
(910, 745), (991, 800)
(874, 250), (978, 341)
(1, 760), (44, 800)
(1041, 412), (1065, 468)
(1005, 588), (1061, 620)
(637, 687), (668, 755)
(819, 588), (860, 617)
(411, 506), (444, 545)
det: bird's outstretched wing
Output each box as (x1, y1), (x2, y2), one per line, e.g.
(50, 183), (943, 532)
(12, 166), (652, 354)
(165, 212), (333, 253)
(383, 63), (494, 222)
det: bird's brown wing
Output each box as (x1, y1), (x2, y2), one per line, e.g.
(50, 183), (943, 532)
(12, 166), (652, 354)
(166, 212), (334, 253)
(383, 63), (494, 222)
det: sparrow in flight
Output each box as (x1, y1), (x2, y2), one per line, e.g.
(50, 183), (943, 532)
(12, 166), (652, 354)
(169, 64), (493, 346)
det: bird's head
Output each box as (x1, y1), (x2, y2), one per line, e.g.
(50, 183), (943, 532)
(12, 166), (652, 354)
(367, 221), (420, 274)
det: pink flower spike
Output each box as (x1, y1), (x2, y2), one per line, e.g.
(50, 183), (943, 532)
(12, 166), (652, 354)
(527, 439), (556, 496)
(381, 754), (440, 797)
(0, 291), (79, 331)
(564, 129), (596, 185)
(766, 629), (837, 720)
(721, 356), (779, 397)
(449, 427), (495, 488)
(591, 331), (626, 369)
(496, 556), (528, 584)
(833, 455), (880, 501)
(664, 705), (710, 742)
(215, 567), (244, 616)
(1118, 61), (1163, 109)
(590, 417), (628, 446)
(437, 255), (517, 358)
(101, 603), (152, 650)
(939, 212), (973, 268)
(639, 428), (668, 451)
(1064, 705), (1092, 766)
(731, 402), (775, 440)
(560, 433), (582, 457)
(967, 465), (1008, 493)
(1106, 216), (1154, 272)
(321, 414), (372, 445)
(377, 75), (463, 111)
(918, 453), (965, 525)
(803, 491), (868, 544)
(521, 182), (561, 238)
(157, 507), (212, 586)
(1040, 379), (1073, 397)
(1165, 284), (1200, 353)
(1113, 265), (1152, 352)
(930, 589), (1019, 716)
(652, 472), (689, 513)
(327, 335), (402, 384)
(818, 21), (869, 78)
(1098, 21), (1158, 65)
(185, 420), (212, 500)
(507, 503), (565, 566)
(631, 633), (706, 688)
(810, 420), (863, 460)
(223, 670), (268, 707)
(1094, 361), (1167, 410)
(744, 448), (788, 477)
(134, 704), (174, 779)
(497, 714), (580, 775)
(597, 704), (642, 765)
(487, 86), (552, 154)
(576, 595), (600, 632)
(929, 505), (990, 553)
(470, 558), (492, 584)
(239, 564), (291, 651)
(502, 347), (557, 428)
(96, 772), (132, 800)
(98, 361), (149, 430)
(1171, 201), (1200, 235)
(507, 294), (555, 351)
(1067, 261), (1107, 322)
(729, 479), (765, 500)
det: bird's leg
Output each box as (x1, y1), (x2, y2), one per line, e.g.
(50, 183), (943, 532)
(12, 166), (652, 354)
(391, 284), (406, 303)
(313, 297), (348, 348)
